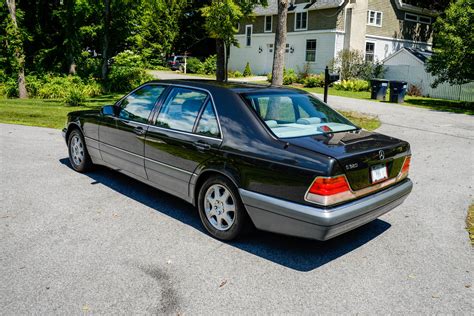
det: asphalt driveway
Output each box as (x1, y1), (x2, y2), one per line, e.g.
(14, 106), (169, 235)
(0, 98), (473, 313)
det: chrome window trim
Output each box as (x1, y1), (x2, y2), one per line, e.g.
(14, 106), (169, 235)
(147, 125), (223, 142)
(304, 156), (411, 207)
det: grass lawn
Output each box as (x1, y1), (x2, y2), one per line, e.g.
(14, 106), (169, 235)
(0, 94), (381, 131)
(298, 86), (474, 115)
(339, 111), (381, 131)
(0, 95), (121, 129)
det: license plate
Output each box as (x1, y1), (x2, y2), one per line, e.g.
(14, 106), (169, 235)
(371, 164), (388, 183)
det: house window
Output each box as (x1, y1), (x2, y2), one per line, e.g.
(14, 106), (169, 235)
(405, 13), (431, 24)
(367, 10), (382, 27)
(295, 12), (308, 30)
(405, 13), (418, 22)
(305, 39), (316, 62)
(264, 15), (272, 32)
(365, 42), (375, 63)
(245, 25), (252, 47)
(267, 43), (273, 53)
(418, 16), (431, 24)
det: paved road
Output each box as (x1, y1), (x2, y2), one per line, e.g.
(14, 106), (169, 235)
(1, 98), (473, 313)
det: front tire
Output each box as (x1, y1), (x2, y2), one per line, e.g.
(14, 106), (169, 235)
(68, 129), (93, 172)
(198, 176), (249, 241)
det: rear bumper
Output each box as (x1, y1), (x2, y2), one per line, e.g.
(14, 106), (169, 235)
(62, 128), (67, 141)
(239, 179), (413, 241)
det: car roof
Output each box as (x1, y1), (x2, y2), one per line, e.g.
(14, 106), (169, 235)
(147, 79), (306, 95)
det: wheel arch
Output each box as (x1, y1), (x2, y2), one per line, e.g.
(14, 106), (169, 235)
(65, 122), (83, 143)
(191, 167), (241, 207)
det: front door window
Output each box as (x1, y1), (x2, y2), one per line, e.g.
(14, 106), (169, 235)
(118, 85), (166, 123)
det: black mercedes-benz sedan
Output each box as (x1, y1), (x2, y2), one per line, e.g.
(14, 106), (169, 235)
(63, 80), (413, 241)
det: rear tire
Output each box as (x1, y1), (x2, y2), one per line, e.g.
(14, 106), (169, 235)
(197, 175), (249, 241)
(68, 129), (93, 172)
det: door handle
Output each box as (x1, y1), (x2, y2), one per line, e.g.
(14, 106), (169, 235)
(134, 126), (146, 135)
(194, 141), (211, 151)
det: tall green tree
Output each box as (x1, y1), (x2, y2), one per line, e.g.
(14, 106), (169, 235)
(5, 0), (27, 98)
(128, 0), (187, 65)
(202, 0), (242, 81)
(426, 0), (474, 87)
(202, 0), (267, 82)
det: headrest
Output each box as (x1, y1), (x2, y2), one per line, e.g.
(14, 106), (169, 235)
(296, 117), (321, 125)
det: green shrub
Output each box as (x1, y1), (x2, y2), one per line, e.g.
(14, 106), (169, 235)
(296, 63), (311, 83)
(4, 78), (19, 98)
(108, 50), (152, 92)
(76, 51), (102, 79)
(108, 66), (152, 93)
(25, 75), (42, 97)
(64, 87), (86, 106)
(186, 57), (204, 74)
(203, 55), (217, 75)
(38, 76), (73, 98)
(243, 62), (252, 77)
(283, 68), (297, 85)
(112, 50), (145, 68)
(334, 79), (370, 92)
(228, 70), (243, 78)
(303, 74), (325, 88)
(82, 79), (103, 97)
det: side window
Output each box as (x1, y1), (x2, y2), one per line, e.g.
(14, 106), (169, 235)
(118, 85), (165, 123)
(196, 100), (220, 138)
(156, 87), (207, 132)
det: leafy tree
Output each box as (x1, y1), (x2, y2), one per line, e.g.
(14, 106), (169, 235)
(202, 0), (267, 82)
(271, 0), (288, 86)
(426, 0), (474, 87)
(5, 0), (27, 98)
(201, 0), (243, 81)
(128, 0), (187, 66)
(404, 0), (453, 11)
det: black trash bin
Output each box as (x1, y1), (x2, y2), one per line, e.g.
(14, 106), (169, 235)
(389, 81), (408, 103)
(370, 79), (389, 100)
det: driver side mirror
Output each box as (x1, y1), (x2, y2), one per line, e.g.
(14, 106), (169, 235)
(101, 105), (116, 116)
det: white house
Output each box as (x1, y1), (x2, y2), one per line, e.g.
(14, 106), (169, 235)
(229, 0), (436, 75)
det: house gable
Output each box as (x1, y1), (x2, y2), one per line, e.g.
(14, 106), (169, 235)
(367, 0), (434, 43)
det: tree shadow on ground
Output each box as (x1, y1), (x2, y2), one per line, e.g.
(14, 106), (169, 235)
(60, 158), (391, 272)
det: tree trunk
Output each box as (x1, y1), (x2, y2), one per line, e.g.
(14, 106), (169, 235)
(6, 0), (28, 98)
(101, 0), (110, 81)
(225, 42), (230, 82)
(216, 38), (225, 82)
(271, 0), (288, 86)
(65, 0), (77, 75)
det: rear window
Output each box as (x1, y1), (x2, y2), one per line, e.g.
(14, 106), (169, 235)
(242, 92), (357, 138)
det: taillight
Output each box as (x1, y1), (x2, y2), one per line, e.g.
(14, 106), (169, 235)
(401, 156), (411, 175)
(306, 175), (353, 206)
(309, 176), (350, 196)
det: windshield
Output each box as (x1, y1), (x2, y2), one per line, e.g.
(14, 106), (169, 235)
(243, 92), (358, 138)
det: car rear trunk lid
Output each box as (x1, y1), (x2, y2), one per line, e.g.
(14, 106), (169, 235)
(285, 130), (410, 191)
